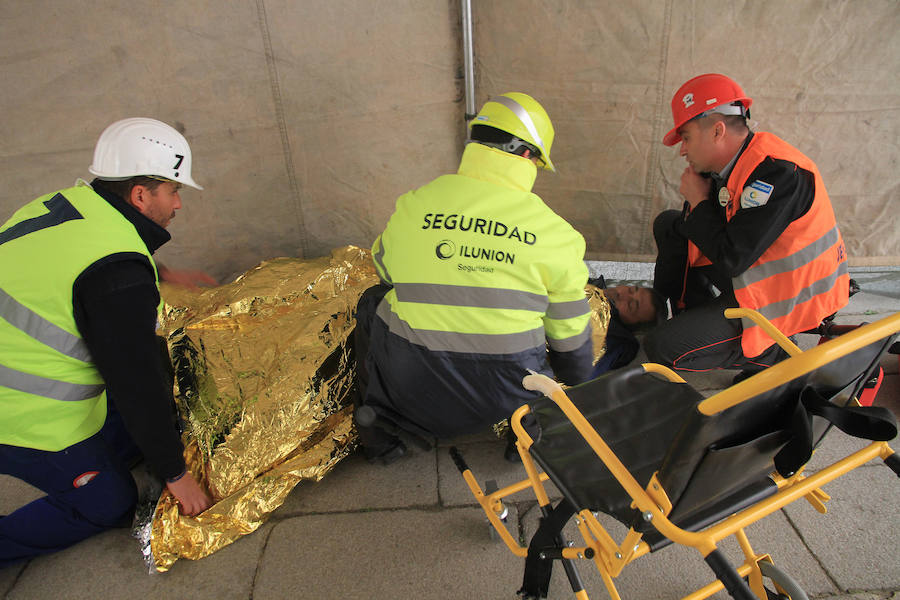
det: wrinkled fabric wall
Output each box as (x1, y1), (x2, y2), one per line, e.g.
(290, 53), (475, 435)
(475, 0), (900, 265)
(1, 1), (897, 280)
(0, 1), (463, 281)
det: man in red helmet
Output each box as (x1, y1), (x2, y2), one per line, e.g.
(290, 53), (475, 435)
(645, 74), (849, 378)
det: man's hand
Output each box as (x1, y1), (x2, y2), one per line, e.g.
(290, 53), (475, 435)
(166, 472), (213, 516)
(680, 165), (712, 209)
(158, 264), (218, 290)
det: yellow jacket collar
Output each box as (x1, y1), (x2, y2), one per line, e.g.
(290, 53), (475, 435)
(457, 143), (537, 192)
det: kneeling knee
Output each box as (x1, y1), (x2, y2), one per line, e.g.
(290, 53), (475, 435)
(652, 210), (681, 243)
(76, 475), (138, 528)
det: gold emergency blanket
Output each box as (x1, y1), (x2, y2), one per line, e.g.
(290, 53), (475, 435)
(146, 250), (612, 570)
(586, 283), (612, 364)
(148, 246), (378, 572)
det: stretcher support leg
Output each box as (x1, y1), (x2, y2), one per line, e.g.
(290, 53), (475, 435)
(884, 452), (900, 476)
(541, 504), (586, 597)
(703, 549), (756, 600)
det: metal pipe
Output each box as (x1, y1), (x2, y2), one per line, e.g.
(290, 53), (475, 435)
(461, 0), (476, 124)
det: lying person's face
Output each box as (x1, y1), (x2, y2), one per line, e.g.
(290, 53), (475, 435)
(603, 285), (657, 326)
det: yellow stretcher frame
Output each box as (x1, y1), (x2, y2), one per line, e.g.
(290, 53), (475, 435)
(455, 309), (900, 600)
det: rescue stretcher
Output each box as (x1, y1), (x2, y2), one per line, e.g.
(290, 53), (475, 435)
(451, 308), (900, 600)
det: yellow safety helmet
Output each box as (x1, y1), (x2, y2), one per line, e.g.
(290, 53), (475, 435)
(470, 92), (556, 172)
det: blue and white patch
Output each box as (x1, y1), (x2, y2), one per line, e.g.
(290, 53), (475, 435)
(740, 180), (774, 209)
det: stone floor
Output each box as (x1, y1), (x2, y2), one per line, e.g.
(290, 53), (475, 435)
(1, 266), (898, 600)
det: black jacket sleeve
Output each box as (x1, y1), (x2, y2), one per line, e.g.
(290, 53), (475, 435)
(73, 254), (186, 480)
(679, 157), (815, 278)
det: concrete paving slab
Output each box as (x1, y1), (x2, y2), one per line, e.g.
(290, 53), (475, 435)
(782, 465), (900, 591)
(804, 430), (891, 474)
(280, 447), (438, 514)
(253, 507), (522, 600)
(717, 510), (837, 598)
(437, 441), (561, 508)
(678, 370), (736, 393)
(834, 309), (898, 325)
(850, 267), (900, 297)
(840, 290), (899, 318)
(515, 503), (835, 600)
(816, 594), (891, 600)
(0, 475), (41, 515)
(0, 562), (26, 598)
(7, 521), (271, 600)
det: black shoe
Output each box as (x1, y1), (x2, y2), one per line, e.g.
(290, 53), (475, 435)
(366, 440), (407, 466)
(504, 437), (521, 463)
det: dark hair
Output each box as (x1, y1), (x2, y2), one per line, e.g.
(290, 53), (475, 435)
(699, 112), (749, 136)
(95, 176), (166, 200)
(720, 114), (749, 134)
(621, 287), (669, 332)
(469, 124), (540, 159)
(647, 287), (669, 325)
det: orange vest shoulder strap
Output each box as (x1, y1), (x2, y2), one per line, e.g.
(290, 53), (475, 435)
(725, 132), (815, 219)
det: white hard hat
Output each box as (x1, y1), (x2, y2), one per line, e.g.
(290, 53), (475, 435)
(88, 117), (203, 190)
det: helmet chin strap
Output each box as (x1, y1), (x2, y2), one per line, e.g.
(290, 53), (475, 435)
(474, 136), (540, 160)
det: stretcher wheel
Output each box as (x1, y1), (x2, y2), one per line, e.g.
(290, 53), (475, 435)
(759, 561), (808, 600)
(484, 479), (507, 541)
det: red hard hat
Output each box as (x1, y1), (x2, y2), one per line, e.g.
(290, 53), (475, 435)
(662, 74), (753, 146)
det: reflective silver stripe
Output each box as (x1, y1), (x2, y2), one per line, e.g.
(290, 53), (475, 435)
(742, 260), (849, 330)
(373, 238), (391, 285)
(0, 363), (104, 402)
(394, 282), (548, 312)
(491, 95), (547, 157)
(547, 322), (592, 353)
(546, 297), (590, 320)
(735, 226), (842, 289)
(0, 287), (92, 362)
(376, 299), (545, 354)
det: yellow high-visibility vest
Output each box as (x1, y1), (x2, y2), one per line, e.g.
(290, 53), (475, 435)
(0, 183), (156, 450)
(372, 143), (591, 355)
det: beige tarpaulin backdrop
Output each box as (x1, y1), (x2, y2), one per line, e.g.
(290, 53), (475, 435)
(2, 1), (898, 279)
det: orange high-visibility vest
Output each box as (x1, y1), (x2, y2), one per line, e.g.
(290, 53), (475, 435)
(686, 132), (848, 357)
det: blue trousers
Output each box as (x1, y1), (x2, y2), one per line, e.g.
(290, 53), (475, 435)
(0, 411), (138, 569)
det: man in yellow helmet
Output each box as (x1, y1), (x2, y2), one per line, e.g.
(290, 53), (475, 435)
(354, 93), (594, 463)
(0, 118), (212, 567)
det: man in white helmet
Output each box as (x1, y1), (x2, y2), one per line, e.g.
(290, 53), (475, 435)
(0, 118), (212, 567)
(353, 93), (594, 464)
